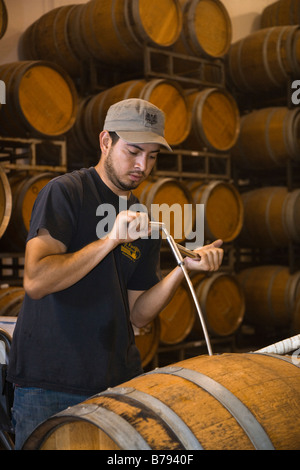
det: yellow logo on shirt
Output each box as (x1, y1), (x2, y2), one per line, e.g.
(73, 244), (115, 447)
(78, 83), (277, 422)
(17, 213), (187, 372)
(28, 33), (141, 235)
(121, 243), (141, 262)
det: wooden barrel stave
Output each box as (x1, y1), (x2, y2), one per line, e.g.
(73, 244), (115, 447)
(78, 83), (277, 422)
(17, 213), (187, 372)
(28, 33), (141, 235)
(232, 107), (300, 169)
(261, 0), (300, 28)
(0, 62), (33, 137)
(173, 0), (232, 59)
(80, 0), (182, 64)
(184, 88), (240, 152)
(0, 61), (77, 138)
(1, 172), (56, 251)
(0, 0), (7, 39)
(239, 187), (300, 248)
(23, 353), (300, 450)
(0, 287), (25, 316)
(0, 165), (12, 239)
(159, 281), (197, 345)
(237, 265), (300, 330)
(187, 180), (244, 243)
(228, 26), (300, 93)
(20, 1), (182, 72)
(133, 317), (160, 367)
(133, 177), (193, 243)
(191, 272), (245, 337)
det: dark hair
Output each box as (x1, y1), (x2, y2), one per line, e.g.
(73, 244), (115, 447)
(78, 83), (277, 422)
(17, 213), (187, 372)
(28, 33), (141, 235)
(109, 131), (119, 146)
(98, 131), (119, 160)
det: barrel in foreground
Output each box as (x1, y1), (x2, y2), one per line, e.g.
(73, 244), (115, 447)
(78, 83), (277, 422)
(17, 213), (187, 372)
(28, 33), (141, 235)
(23, 352), (300, 450)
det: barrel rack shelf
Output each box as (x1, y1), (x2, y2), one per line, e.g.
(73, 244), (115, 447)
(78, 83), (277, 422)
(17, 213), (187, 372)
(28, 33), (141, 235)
(78, 46), (226, 95)
(234, 242), (300, 274)
(154, 148), (231, 181)
(0, 136), (67, 173)
(230, 75), (297, 114)
(143, 47), (226, 89)
(0, 253), (24, 286)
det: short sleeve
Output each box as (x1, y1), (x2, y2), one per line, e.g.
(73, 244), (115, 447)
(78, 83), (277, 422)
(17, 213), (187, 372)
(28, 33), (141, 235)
(127, 237), (162, 290)
(27, 174), (82, 248)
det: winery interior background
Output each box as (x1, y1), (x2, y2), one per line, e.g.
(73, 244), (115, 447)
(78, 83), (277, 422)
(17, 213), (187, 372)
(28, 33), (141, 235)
(0, 0), (299, 369)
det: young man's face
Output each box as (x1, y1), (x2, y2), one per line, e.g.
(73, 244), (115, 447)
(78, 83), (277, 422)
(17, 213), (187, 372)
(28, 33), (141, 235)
(104, 137), (160, 192)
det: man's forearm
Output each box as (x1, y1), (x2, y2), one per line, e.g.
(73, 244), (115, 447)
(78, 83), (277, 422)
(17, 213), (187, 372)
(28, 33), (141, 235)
(24, 211), (149, 300)
(130, 266), (185, 328)
(24, 236), (117, 300)
(130, 239), (224, 328)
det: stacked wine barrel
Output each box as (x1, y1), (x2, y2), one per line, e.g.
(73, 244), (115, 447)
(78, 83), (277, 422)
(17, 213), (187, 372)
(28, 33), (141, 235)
(15, 0), (238, 161)
(2, 0), (299, 368)
(227, 0), (300, 340)
(0, 1), (299, 452)
(0, 0), (7, 40)
(0, 0), (246, 367)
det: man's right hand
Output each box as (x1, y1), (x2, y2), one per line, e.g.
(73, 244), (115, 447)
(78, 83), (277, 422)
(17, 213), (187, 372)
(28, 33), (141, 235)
(107, 210), (150, 244)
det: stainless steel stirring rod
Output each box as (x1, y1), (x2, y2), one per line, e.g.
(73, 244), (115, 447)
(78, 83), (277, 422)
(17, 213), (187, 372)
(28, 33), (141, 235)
(149, 221), (213, 356)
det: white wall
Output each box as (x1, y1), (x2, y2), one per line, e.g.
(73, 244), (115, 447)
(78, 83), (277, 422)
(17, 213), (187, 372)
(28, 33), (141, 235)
(0, 0), (277, 65)
(0, 0), (85, 63)
(222, 0), (276, 41)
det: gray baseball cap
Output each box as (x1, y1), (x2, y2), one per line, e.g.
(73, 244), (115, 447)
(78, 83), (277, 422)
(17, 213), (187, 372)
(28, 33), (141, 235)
(103, 98), (172, 151)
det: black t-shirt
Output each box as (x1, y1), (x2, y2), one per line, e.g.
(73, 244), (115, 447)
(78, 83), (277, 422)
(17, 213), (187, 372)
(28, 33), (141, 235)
(7, 168), (161, 395)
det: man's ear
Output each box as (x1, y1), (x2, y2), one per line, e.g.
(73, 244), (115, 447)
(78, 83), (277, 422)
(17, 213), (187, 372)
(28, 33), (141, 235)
(99, 130), (111, 155)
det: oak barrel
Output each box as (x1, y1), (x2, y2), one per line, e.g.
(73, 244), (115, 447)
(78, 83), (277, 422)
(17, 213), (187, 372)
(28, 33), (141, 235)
(173, 0), (232, 59)
(192, 273), (245, 337)
(232, 107), (300, 169)
(228, 26), (300, 93)
(0, 165), (12, 239)
(19, 1), (182, 73)
(261, 0), (300, 28)
(184, 88), (240, 152)
(187, 180), (243, 243)
(77, 0), (182, 65)
(159, 280), (198, 345)
(239, 187), (300, 247)
(68, 79), (190, 153)
(0, 0), (7, 39)
(133, 317), (160, 367)
(19, 6), (83, 77)
(0, 287), (25, 317)
(237, 266), (300, 330)
(0, 61), (77, 138)
(2, 172), (55, 251)
(23, 353), (300, 450)
(133, 178), (194, 243)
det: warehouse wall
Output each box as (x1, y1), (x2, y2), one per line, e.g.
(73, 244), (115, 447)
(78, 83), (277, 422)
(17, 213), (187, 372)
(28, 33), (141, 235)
(0, 0), (278, 64)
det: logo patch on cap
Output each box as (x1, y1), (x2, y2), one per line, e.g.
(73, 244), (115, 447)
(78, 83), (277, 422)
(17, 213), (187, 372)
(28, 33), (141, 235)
(144, 111), (158, 127)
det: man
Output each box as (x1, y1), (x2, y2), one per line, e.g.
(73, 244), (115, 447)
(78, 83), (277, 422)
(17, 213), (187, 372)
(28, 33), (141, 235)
(7, 99), (223, 449)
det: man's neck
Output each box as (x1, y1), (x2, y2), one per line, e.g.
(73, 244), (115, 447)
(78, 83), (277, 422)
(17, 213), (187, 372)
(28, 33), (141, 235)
(94, 161), (131, 199)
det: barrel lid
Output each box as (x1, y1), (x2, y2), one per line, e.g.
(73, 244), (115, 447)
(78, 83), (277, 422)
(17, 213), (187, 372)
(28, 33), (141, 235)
(0, 166), (12, 238)
(0, 0), (8, 40)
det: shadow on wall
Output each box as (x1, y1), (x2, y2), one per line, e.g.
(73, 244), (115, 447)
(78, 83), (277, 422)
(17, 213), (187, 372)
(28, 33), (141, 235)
(231, 12), (261, 42)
